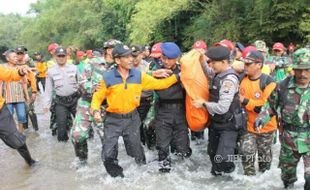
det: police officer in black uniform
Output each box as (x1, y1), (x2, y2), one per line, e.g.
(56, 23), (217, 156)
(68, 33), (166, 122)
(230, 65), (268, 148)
(193, 46), (244, 175)
(154, 42), (192, 173)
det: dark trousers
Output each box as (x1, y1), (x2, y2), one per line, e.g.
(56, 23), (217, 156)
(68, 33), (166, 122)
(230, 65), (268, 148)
(0, 106), (26, 149)
(208, 121), (238, 173)
(102, 110), (146, 165)
(155, 104), (191, 161)
(137, 97), (152, 144)
(36, 77), (46, 91)
(55, 96), (78, 141)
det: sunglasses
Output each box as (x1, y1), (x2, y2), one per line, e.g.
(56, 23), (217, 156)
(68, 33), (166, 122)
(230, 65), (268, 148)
(17, 52), (24, 55)
(57, 55), (66, 58)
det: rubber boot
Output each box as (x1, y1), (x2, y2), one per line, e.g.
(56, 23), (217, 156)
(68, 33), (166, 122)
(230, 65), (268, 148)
(29, 109), (39, 131)
(104, 160), (124, 178)
(17, 144), (36, 166)
(73, 142), (88, 164)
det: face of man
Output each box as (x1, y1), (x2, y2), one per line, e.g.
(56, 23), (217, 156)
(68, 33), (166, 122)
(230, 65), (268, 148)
(161, 55), (177, 69)
(143, 49), (150, 58)
(16, 52), (25, 62)
(244, 61), (262, 77)
(7, 52), (18, 65)
(115, 55), (133, 70)
(55, 54), (67, 66)
(294, 69), (310, 86)
(209, 60), (228, 74)
(133, 53), (143, 67)
(235, 49), (242, 60)
(273, 49), (284, 57)
(35, 55), (42, 61)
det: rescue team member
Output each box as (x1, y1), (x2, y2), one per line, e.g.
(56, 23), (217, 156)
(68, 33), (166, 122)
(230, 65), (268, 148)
(193, 46), (244, 176)
(33, 51), (48, 91)
(239, 50), (277, 175)
(0, 65), (36, 166)
(44, 47), (79, 142)
(154, 42), (192, 173)
(91, 44), (179, 178)
(0, 50), (29, 133)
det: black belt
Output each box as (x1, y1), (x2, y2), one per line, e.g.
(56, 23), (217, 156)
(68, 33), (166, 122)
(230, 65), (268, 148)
(284, 123), (310, 132)
(56, 91), (79, 102)
(159, 103), (184, 109)
(106, 110), (137, 119)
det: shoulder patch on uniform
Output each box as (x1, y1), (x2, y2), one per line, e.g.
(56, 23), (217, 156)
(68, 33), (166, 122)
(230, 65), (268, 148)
(222, 80), (234, 93)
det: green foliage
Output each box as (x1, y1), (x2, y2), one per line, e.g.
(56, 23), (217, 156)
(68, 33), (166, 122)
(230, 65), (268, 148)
(128, 0), (190, 44)
(0, 0), (309, 54)
(0, 14), (25, 48)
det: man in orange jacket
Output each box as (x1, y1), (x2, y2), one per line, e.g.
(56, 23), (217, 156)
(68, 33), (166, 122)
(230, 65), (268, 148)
(239, 50), (277, 175)
(0, 64), (37, 166)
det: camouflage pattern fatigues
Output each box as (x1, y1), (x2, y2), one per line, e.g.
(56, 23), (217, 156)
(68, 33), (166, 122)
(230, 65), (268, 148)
(70, 57), (113, 161)
(268, 55), (292, 82)
(256, 48), (310, 188)
(240, 132), (274, 175)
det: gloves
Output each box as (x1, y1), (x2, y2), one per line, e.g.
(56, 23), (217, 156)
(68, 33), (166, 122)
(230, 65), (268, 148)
(254, 118), (264, 132)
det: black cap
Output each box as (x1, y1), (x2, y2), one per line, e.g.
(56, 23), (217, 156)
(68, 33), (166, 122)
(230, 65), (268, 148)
(206, 46), (230, 61)
(15, 46), (27, 54)
(112, 44), (132, 58)
(244, 50), (264, 63)
(131, 45), (143, 56)
(55, 46), (67, 56)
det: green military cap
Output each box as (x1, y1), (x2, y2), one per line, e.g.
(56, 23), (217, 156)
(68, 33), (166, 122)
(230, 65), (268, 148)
(292, 48), (310, 69)
(254, 40), (268, 53)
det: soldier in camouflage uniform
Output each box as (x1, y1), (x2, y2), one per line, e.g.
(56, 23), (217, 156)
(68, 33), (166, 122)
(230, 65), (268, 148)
(70, 53), (115, 164)
(269, 42), (293, 82)
(255, 48), (310, 189)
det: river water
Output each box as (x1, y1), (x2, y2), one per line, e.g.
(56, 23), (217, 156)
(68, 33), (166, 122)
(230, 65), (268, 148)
(0, 94), (305, 190)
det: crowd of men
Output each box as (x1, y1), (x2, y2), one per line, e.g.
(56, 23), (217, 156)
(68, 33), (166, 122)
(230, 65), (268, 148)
(0, 39), (309, 189)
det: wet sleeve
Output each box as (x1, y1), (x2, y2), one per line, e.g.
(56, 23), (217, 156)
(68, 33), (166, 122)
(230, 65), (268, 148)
(141, 72), (177, 90)
(201, 61), (215, 80)
(27, 71), (37, 93)
(91, 80), (107, 113)
(204, 75), (239, 115)
(256, 86), (280, 125)
(78, 63), (93, 94)
(243, 82), (276, 111)
(0, 65), (22, 81)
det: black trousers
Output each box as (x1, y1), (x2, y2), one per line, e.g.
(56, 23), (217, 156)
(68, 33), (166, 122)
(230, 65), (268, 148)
(155, 104), (190, 161)
(137, 97), (152, 144)
(102, 110), (145, 165)
(55, 96), (78, 141)
(208, 121), (238, 173)
(0, 105), (26, 149)
(36, 77), (46, 91)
